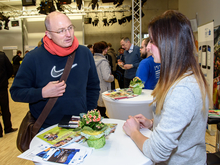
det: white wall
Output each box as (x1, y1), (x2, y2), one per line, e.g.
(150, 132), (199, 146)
(179, 0), (220, 27)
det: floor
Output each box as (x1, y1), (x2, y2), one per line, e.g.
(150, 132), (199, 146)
(0, 78), (217, 165)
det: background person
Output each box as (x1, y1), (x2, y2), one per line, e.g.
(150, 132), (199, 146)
(0, 51), (17, 137)
(115, 47), (125, 89)
(107, 43), (117, 90)
(87, 44), (94, 55)
(120, 37), (142, 88)
(93, 41), (114, 118)
(12, 50), (22, 77)
(136, 38), (161, 90)
(123, 10), (211, 164)
(10, 11), (100, 130)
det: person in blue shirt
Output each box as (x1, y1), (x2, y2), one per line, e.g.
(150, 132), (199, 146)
(136, 38), (160, 90)
(120, 37), (142, 88)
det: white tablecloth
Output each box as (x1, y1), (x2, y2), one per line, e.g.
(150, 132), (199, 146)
(102, 89), (154, 120)
(30, 118), (153, 165)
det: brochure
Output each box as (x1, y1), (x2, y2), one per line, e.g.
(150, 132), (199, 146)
(208, 109), (220, 118)
(104, 88), (138, 100)
(37, 126), (84, 146)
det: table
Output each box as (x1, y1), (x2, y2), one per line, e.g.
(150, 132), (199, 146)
(102, 89), (154, 120)
(30, 118), (153, 165)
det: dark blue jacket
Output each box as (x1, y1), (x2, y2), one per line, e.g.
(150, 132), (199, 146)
(124, 45), (142, 79)
(10, 44), (100, 128)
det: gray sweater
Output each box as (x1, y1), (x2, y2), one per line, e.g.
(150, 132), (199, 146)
(143, 74), (208, 165)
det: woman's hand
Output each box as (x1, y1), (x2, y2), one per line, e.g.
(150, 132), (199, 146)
(123, 115), (140, 137)
(123, 115), (149, 152)
(134, 114), (153, 129)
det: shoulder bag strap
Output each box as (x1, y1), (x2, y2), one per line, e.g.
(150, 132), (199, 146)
(32, 50), (76, 134)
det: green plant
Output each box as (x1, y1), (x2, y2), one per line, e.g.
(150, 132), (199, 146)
(130, 77), (144, 88)
(78, 110), (106, 131)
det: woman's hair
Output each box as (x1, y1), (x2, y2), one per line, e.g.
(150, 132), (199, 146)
(149, 10), (211, 115)
(93, 41), (108, 53)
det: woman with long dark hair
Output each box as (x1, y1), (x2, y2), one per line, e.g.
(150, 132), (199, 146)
(123, 10), (211, 164)
(93, 41), (114, 118)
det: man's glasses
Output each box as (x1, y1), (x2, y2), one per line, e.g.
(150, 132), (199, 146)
(47, 25), (75, 35)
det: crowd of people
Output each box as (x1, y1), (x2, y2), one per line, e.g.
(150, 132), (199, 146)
(1, 10), (210, 164)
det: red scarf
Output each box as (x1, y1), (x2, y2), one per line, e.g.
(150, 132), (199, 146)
(43, 35), (79, 56)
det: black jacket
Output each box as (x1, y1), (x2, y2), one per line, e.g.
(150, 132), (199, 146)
(0, 51), (13, 89)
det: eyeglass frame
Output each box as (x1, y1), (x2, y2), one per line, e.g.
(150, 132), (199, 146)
(47, 24), (75, 35)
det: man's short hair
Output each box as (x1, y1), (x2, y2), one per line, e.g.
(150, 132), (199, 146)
(143, 37), (150, 47)
(17, 50), (22, 55)
(121, 37), (130, 43)
(87, 44), (93, 49)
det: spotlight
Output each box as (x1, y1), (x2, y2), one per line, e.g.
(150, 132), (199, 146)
(37, 1), (47, 15)
(56, 1), (64, 11)
(76, 0), (82, 10)
(0, 22), (2, 30)
(0, 13), (4, 21)
(47, 0), (56, 13)
(92, 18), (99, 26)
(4, 16), (10, 30)
(109, 17), (117, 25)
(115, 0), (124, 7)
(125, 15), (132, 22)
(118, 16), (126, 25)
(37, 0), (56, 15)
(84, 17), (92, 24)
(141, 0), (147, 7)
(88, 0), (99, 10)
(102, 18), (109, 26)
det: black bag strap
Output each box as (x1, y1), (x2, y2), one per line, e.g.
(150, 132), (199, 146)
(32, 50), (76, 134)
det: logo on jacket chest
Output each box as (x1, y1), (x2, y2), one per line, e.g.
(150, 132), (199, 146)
(51, 64), (77, 78)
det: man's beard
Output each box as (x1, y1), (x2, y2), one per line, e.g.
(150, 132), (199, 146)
(141, 52), (148, 59)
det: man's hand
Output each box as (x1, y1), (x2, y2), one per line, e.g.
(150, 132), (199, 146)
(124, 64), (133, 70)
(42, 80), (66, 98)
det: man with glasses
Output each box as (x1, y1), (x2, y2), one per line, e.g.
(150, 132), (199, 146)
(10, 11), (100, 130)
(136, 38), (161, 90)
(120, 37), (142, 88)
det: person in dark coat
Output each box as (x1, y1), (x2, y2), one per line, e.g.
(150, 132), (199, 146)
(0, 51), (18, 137)
(12, 50), (22, 77)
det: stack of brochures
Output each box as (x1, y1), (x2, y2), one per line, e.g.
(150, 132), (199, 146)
(18, 143), (93, 165)
(18, 124), (118, 164)
(208, 109), (220, 118)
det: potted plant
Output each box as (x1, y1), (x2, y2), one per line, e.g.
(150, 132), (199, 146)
(129, 77), (144, 95)
(78, 110), (110, 149)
